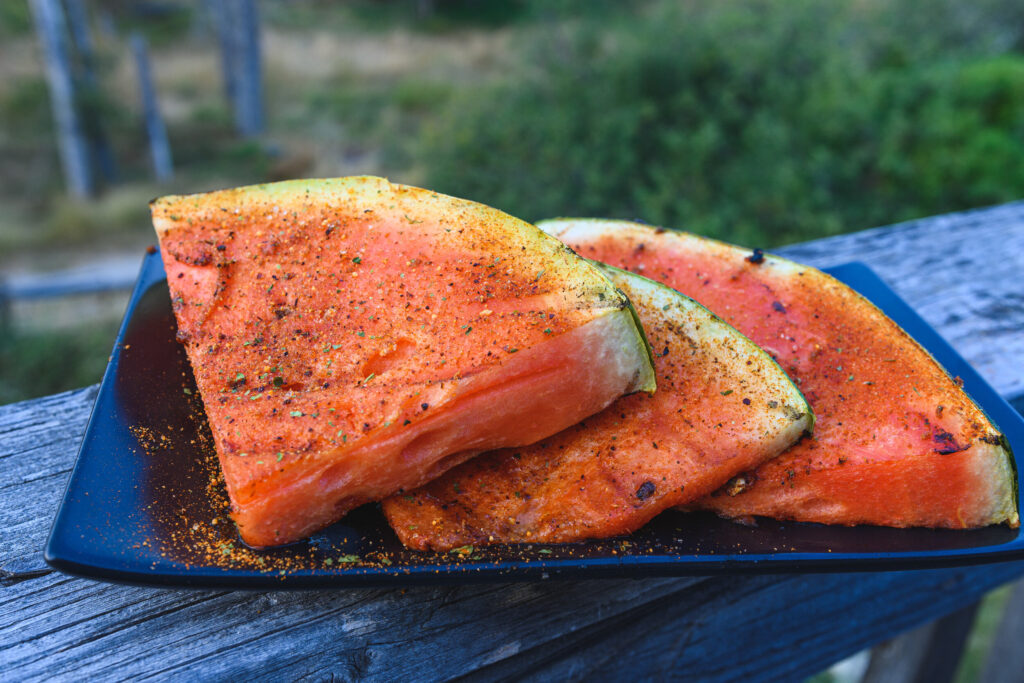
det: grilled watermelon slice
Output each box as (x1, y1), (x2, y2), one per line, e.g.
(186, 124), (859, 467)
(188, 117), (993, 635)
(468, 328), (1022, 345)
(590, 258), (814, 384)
(382, 265), (812, 549)
(150, 178), (655, 547)
(541, 218), (1018, 530)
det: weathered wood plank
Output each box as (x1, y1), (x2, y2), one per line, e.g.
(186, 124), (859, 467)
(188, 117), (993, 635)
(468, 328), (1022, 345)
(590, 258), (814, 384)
(2, 202), (1024, 681)
(0, 386), (97, 578)
(479, 566), (1023, 683)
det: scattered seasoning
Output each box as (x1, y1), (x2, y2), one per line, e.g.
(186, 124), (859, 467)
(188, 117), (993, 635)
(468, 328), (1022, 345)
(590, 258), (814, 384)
(183, 387), (192, 395)
(276, 452), (284, 462)
(543, 328), (552, 334)
(450, 545), (474, 556)
(273, 377), (284, 387)
(538, 549), (553, 555)
(352, 256), (362, 264)
(338, 554), (361, 563)
(290, 410), (304, 417)
(746, 248), (765, 264)
(720, 389), (733, 396)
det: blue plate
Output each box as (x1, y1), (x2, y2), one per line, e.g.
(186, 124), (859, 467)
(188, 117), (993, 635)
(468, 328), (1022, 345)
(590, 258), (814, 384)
(45, 253), (1024, 587)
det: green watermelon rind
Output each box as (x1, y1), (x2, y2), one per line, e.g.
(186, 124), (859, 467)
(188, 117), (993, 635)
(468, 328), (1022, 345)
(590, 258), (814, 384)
(540, 217), (1019, 528)
(154, 177), (659, 398)
(594, 260), (815, 439)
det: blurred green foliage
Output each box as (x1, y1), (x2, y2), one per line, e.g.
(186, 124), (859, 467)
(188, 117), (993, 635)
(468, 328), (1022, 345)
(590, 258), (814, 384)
(0, 1), (31, 38)
(0, 318), (121, 406)
(416, 0), (1024, 246)
(0, 78), (53, 141)
(6, 0), (1024, 405)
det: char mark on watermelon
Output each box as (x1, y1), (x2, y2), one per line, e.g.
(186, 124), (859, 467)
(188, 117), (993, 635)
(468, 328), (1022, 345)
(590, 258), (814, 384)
(540, 218), (1018, 531)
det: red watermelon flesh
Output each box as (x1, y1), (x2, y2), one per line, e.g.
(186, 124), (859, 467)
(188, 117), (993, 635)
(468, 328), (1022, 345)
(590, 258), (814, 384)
(149, 179), (656, 547)
(542, 219), (1018, 530)
(382, 266), (812, 550)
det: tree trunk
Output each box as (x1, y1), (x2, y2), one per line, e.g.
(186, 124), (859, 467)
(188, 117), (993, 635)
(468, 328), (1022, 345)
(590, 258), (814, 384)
(209, 0), (237, 105)
(131, 32), (173, 181)
(64, 0), (118, 182)
(29, 0), (94, 198)
(231, 0), (263, 137)
(213, 0), (263, 137)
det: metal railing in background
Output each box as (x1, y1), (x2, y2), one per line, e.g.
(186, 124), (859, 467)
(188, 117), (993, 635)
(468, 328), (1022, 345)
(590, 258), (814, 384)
(0, 255), (141, 330)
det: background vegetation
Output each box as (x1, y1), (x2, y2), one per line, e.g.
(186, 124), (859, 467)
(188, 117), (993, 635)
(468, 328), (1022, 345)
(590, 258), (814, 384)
(3, 0), (1024, 407)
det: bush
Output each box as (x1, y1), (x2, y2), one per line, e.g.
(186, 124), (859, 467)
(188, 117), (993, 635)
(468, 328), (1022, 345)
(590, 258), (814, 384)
(417, 0), (1024, 246)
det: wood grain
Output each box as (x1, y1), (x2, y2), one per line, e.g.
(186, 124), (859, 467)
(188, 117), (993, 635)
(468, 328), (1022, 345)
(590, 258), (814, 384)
(3, 202), (1024, 681)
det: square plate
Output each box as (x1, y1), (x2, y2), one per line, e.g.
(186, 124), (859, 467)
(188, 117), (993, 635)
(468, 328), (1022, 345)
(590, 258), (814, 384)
(45, 253), (1024, 588)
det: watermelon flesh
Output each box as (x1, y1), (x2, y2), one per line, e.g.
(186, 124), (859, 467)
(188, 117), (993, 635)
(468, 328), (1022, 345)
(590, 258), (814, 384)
(382, 265), (812, 550)
(542, 219), (1019, 530)
(151, 178), (655, 547)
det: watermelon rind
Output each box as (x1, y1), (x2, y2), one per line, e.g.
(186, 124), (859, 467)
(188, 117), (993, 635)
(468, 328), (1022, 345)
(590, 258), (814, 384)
(596, 261), (814, 440)
(384, 262), (814, 549)
(540, 217), (1019, 530)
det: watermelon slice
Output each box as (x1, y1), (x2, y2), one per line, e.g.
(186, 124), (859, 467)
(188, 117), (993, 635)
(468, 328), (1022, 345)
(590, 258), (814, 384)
(382, 265), (812, 549)
(150, 178), (655, 547)
(541, 219), (1018, 530)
